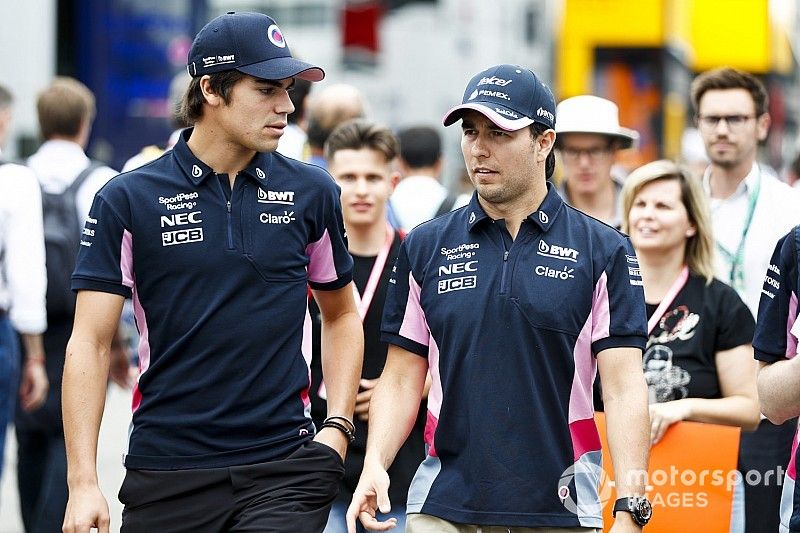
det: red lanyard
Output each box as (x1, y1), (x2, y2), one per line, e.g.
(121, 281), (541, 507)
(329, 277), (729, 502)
(352, 223), (395, 322)
(647, 266), (689, 335)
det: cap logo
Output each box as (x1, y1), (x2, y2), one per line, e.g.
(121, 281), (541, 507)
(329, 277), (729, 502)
(478, 76), (512, 87)
(537, 107), (555, 122)
(201, 54), (235, 68)
(267, 24), (286, 48)
(495, 108), (519, 119)
(477, 89), (510, 101)
(468, 89), (479, 101)
(192, 165), (202, 178)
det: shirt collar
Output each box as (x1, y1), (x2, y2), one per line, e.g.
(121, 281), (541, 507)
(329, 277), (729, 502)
(701, 162), (759, 198)
(173, 128), (274, 186)
(465, 182), (564, 233)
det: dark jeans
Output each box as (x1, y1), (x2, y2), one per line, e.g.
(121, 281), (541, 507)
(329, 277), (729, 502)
(15, 427), (68, 533)
(739, 417), (798, 533)
(120, 440), (344, 532)
(0, 315), (20, 483)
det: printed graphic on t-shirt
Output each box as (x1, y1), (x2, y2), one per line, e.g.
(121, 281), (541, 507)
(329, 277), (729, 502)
(644, 305), (699, 402)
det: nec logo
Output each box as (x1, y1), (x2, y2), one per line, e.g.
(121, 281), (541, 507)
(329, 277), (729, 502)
(438, 276), (477, 294)
(258, 188), (295, 205)
(537, 240), (579, 262)
(438, 261), (478, 276)
(162, 228), (204, 246)
(160, 211), (202, 227)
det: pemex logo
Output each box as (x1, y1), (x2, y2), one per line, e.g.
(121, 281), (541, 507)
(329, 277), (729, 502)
(557, 460), (615, 515)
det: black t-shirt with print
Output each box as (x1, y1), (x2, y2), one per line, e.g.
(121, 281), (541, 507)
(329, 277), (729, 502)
(595, 273), (754, 409)
(309, 231), (426, 504)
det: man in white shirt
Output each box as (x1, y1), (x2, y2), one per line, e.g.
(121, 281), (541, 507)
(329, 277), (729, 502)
(17, 77), (120, 533)
(693, 66), (800, 533)
(0, 83), (48, 487)
(390, 125), (453, 232)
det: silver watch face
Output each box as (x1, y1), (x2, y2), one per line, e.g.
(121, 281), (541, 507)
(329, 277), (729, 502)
(636, 498), (653, 522)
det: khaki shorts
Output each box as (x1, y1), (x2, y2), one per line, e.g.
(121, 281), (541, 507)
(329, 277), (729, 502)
(406, 513), (602, 533)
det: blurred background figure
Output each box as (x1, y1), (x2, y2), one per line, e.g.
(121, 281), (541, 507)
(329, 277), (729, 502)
(0, 83), (48, 499)
(555, 95), (638, 228)
(680, 127), (711, 179)
(786, 150), (800, 189)
(305, 83), (367, 168)
(16, 77), (119, 533)
(310, 118), (425, 532)
(276, 77), (312, 161)
(391, 125), (456, 232)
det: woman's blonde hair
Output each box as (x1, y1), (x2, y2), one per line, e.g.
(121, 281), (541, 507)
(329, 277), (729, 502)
(621, 159), (715, 283)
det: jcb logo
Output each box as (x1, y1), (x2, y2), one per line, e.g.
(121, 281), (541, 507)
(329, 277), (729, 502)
(438, 276), (477, 294)
(160, 211), (202, 227)
(162, 228), (204, 246)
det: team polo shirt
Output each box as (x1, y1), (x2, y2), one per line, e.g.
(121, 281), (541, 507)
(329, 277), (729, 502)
(72, 129), (352, 470)
(382, 184), (647, 528)
(752, 226), (800, 532)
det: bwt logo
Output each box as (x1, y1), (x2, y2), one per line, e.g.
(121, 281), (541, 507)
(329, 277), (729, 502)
(160, 211), (202, 227)
(258, 188), (295, 205)
(438, 261), (478, 276)
(537, 240), (579, 262)
(537, 107), (555, 122)
(438, 275), (477, 294)
(162, 228), (204, 247)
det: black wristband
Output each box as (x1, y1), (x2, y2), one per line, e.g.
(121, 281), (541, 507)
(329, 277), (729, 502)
(323, 416), (355, 434)
(320, 420), (355, 443)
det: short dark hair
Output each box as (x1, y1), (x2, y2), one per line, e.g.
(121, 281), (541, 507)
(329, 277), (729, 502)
(530, 123), (555, 180)
(397, 125), (441, 168)
(690, 67), (769, 116)
(178, 70), (248, 125)
(37, 77), (96, 139)
(324, 118), (399, 163)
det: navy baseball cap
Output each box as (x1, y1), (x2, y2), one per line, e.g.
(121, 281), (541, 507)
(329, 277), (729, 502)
(443, 64), (556, 131)
(188, 12), (324, 82)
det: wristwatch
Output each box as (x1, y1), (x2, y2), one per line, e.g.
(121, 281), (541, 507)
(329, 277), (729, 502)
(612, 496), (653, 526)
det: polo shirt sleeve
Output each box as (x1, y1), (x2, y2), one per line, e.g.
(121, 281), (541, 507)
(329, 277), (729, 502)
(754, 229), (799, 363)
(380, 240), (429, 357)
(71, 192), (133, 298)
(591, 236), (647, 355)
(306, 180), (353, 291)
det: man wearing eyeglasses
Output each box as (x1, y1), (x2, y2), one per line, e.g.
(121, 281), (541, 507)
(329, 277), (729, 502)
(554, 95), (639, 228)
(692, 66), (800, 533)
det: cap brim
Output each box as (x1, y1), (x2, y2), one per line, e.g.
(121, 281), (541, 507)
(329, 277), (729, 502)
(442, 103), (534, 131)
(556, 127), (639, 150)
(237, 56), (325, 82)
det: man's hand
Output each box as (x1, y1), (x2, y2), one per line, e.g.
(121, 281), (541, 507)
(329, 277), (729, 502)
(346, 459), (397, 533)
(313, 425), (349, 462)
(354, 378), (378, 422)
(18, 358), (48, 412)
(649, 400), (690, 445)
(62, 484), (110, 533)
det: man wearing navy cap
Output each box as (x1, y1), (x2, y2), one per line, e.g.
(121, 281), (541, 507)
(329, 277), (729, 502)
(62, 12), (363, 533)
(347, 65), (652, 532)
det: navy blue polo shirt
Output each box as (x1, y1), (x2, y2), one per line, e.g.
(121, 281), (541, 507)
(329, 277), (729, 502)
(752, 226), (800, 531)
(72, 129), (353, 470)
(382, 184), (647, 528)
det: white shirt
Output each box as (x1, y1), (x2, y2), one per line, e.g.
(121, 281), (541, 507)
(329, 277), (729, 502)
(390, 175), (449, 232)
(276, 124), (307, 161)
(0, 163), (47, 334)
(703, 163), (800, 316)
(27, 140), (117, 224)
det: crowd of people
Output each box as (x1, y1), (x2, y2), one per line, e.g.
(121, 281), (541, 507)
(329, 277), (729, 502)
(1, 9), (800, 533)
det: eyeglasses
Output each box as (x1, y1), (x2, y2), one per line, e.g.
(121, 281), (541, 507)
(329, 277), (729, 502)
(559, 146), (613, 162)
(696, 114), (756, 131)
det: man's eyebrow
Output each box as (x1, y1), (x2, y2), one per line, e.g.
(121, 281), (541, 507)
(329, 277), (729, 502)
(461, 120), (475, 129)
(255, 79), (294, 90)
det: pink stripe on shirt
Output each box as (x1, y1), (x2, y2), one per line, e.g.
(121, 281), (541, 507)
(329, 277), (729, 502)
(306, 229), (339, 284)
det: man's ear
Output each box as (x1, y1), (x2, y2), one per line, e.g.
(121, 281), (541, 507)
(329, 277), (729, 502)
(199, 76), (222, 107)
(389, 171), (401, 191)
(756, 113), (771, 142)
(536, 129), (556, 162)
